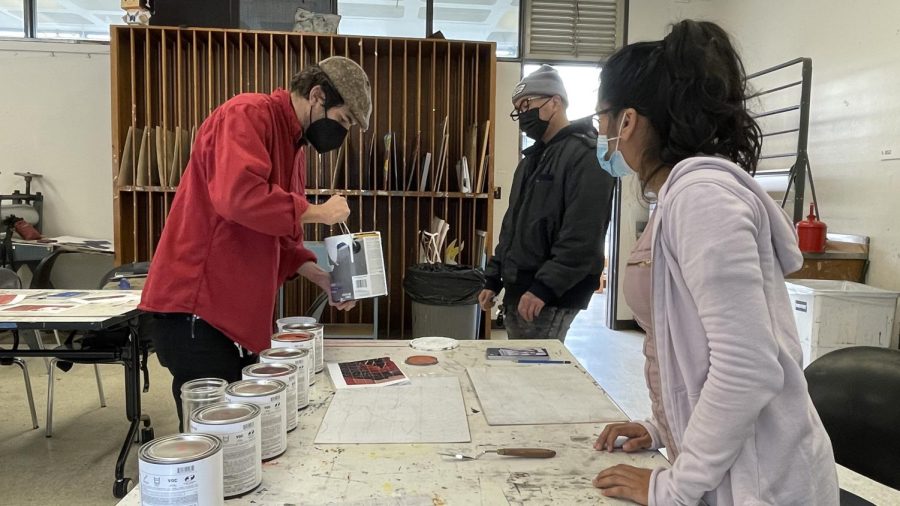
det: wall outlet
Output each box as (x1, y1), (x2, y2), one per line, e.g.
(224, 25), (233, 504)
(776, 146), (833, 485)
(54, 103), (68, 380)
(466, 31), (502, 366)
(881, 147), (900, 161)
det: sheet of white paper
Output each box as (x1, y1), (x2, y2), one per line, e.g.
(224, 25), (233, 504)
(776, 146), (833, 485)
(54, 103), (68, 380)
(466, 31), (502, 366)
(466, 366), (627, 425)
(315, 376), (471, 444)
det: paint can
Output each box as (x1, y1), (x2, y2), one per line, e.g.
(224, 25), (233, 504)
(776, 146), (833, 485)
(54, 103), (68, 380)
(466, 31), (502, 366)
(276, 316), (317, 330)
(242, 363), (299, 432)
(271, 331), (316, 385)
(180, 378), (227, 428)
(138, 433), (224, 506)
(225, 379), (287, 461)
(259, 347), (310, 410)
(282, 322), (324, 374)
(189, 403), (262, 498)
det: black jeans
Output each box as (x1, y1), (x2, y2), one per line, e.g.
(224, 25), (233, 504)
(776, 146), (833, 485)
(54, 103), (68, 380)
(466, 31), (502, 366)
(148, 313), (256, 431)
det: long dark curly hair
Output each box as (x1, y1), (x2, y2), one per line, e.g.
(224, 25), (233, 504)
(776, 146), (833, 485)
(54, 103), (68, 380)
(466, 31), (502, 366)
(599, 20), (762, 190)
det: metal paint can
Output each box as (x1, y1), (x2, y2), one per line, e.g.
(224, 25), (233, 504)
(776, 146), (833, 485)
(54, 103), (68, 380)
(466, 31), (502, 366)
(180, 378), (227, 428)
(282, 322), (324, 374)
(242, 363), (298, 432)
(225, 379), (287, 461)
(189, 403), (262, 499)
(271, 331), (316, 385)
(276, 316), (317, 331)
(138, 433), (224, 506)
(259, 348), (310, 410)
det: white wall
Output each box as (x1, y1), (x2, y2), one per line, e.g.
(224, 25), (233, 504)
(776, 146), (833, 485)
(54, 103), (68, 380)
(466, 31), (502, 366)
(0, 39), (113, 241)
(707, 0), (900, 292)
(491, 61), (522, 252)
(629, 0), (900, 293)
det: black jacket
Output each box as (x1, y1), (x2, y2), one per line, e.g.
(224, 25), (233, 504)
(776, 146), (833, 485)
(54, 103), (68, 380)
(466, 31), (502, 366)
(484, 119), (615, 309)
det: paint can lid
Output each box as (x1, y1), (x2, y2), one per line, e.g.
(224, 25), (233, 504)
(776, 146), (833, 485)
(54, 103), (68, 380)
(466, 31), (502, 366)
(260, 348), (309, 360)
(225, 379), (287, 397)
(191, 402), (260, 425)
(271, 331), (315, 343)
(243, 363), (297, 378)
(283, 322), (323, 331)
(140, 433), (221, 464)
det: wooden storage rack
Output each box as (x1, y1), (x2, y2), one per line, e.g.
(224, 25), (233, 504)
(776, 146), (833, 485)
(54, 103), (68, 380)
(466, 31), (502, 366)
(110, 26), (496, 338)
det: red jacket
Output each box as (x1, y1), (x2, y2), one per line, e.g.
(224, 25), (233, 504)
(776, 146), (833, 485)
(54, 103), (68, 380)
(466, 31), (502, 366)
(140, 89), (316, 353)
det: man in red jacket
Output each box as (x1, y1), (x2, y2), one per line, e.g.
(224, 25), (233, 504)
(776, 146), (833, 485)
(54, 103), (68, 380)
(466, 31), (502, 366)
(139, 56), (371, 428)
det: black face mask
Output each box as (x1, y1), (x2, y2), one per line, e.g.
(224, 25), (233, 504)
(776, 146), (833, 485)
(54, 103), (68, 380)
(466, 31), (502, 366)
(518, 100), (554, 141)
(306, 104), (348, 153)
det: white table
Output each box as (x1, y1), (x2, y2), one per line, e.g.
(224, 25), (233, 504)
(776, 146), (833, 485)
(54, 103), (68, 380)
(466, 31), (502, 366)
(120, 339), (668, 504)
(118, 339), (900, 505)
(0, 289), (147, 499)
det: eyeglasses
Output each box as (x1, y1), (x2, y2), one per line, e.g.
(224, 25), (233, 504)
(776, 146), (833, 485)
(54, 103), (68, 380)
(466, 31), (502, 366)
(591, 108), (612, 133)
(509, 96), (551, 121)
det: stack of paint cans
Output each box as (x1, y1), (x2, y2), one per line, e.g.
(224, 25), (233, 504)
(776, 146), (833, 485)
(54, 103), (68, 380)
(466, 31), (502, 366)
(271, 331), (316, 386)
(259, 347), (310, 410)
(180, 378), (227, 427)
(242, 363), (299, 432)
(281, 320), (325, 375)
(189, 403), (263, 498)
(225, 379), (287, 461)
(138, 433), (225, 506)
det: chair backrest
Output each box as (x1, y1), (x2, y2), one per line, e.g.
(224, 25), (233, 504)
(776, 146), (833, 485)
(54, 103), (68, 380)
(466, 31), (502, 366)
(0, 267), (22, 289)
(804, 346), (900, 489)
(305, 292), (328, 321)
(30, 250), (114, 289)
(97, 261), (150, 289)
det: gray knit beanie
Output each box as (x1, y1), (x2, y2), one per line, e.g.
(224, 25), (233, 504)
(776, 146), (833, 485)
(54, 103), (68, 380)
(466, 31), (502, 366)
(511, 64), (568, 106)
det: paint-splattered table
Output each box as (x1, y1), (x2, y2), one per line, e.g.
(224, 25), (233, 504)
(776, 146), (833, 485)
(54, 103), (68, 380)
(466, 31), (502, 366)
(118, 339), (899, 505)
(119, 339), (667, 505)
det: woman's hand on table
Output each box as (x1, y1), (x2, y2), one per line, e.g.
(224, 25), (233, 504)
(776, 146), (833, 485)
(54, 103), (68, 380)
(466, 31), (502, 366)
(592, 464), (651, 505)
(594, 422), (652, 452)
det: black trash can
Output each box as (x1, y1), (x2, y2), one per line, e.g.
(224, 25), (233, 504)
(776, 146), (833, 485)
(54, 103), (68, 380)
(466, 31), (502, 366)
(404, 264), (485, 339)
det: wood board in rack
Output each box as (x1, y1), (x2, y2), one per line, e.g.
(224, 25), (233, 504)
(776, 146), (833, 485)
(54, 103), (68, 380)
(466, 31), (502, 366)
(110, 26), (497, 338)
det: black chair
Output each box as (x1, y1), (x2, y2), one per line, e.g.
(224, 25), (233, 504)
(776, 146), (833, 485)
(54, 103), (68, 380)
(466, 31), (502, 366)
(805, 346), (900, 490)
(0, 267), (39, 429)
(305, 292), (328, 321)
(35, 255), (152, 438)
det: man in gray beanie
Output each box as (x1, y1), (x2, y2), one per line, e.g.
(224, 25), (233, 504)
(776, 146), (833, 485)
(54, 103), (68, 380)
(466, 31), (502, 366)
(141, 56), (372, 429)
(479, 65), (615, 342)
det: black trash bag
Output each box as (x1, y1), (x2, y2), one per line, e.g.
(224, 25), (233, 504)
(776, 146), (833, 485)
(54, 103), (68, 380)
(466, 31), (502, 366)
(404, 264), (485, 306)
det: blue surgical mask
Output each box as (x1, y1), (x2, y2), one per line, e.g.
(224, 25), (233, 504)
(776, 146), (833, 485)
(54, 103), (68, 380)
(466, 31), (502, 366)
(596, 115), (635, 178)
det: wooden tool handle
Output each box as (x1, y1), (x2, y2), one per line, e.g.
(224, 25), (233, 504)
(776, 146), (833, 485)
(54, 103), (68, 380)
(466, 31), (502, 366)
(496, 448), (556, 458)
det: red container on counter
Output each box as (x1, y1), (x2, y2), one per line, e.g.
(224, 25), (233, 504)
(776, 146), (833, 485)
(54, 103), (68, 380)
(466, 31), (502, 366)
(797, 202), (827, 253)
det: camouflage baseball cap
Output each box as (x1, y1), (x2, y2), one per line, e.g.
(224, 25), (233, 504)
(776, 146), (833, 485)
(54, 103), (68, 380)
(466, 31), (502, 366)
(319, 56), (372, 131)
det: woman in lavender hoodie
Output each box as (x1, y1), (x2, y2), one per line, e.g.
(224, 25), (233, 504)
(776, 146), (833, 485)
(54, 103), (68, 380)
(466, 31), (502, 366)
(589, 20), (838, 505)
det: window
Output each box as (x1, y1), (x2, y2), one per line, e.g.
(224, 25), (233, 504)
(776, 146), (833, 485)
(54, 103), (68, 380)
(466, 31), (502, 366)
(525, 0), (622, 62)
(432, 0), (520, 59)
(339, 0), (521, 59)
(35, 0), (123, 40)
(338, 0), (426, 39)
(0, 0), (25, 37)
(522, 63), (601, 120)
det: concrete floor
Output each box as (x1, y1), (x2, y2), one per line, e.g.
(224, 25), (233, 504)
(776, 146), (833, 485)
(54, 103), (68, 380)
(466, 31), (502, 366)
(0, 293), (650, 505)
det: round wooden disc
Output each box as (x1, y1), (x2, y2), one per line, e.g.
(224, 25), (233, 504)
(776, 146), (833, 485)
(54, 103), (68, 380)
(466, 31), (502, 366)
(405, 355), (439, 366)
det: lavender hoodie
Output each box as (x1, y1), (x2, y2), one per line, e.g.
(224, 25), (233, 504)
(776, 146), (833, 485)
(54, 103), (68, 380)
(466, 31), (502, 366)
(646, 157), (839, 505)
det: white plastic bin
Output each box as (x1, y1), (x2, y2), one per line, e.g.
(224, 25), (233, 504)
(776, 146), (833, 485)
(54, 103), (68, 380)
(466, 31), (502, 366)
(785, 280), (899, 367)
